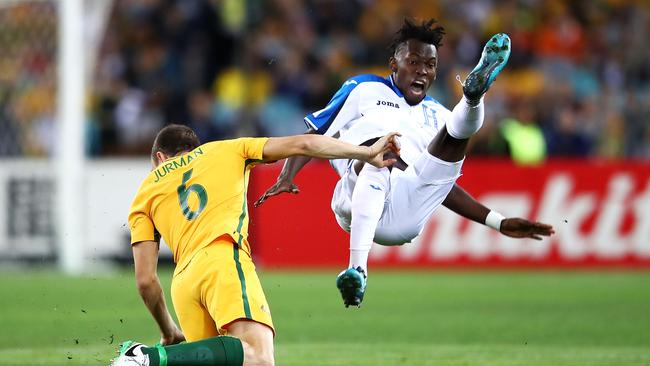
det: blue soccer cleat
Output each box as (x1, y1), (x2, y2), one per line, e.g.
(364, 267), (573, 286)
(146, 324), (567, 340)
(336, 266), (367, 308)
(463, 33), (511, 101)
(109, 341), (150, 366)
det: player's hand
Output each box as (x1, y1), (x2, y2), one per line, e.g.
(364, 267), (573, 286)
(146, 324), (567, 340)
(366, 132), (401, 168)
(500, 218), (555, 240)
(254, 178), (300, 207)
(160, 326), (185, 346)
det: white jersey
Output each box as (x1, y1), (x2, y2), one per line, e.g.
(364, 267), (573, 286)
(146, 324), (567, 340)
(305, 74), (467, 245)
(304, 74), (452, 175)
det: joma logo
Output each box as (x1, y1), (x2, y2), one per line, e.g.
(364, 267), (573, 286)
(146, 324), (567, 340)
(376, 100), (400, 108)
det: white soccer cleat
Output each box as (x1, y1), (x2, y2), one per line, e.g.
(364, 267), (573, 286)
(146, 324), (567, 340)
(109, 341), (150, 366)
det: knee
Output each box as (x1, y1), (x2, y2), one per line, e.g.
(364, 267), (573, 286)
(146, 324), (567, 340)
(244, 352), (274, 366)
(242, 342), (274, 366)
(258, 352), (274, 366)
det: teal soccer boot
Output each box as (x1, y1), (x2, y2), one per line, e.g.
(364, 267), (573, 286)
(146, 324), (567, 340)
(336, 267), (367, 308)
(463, 33), (511, 102)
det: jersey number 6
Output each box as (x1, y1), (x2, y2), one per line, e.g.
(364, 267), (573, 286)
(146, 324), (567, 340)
(177, 169), (208, 220)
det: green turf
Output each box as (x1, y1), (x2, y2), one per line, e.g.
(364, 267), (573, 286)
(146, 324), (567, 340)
(1, 269), (649, 365)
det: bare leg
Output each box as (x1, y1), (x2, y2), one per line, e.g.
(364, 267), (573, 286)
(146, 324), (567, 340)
(429, 32), (511, 163)
(226, 320), (274, 366)
(428, 97), (484, 162)
(427, 126), (469, 162)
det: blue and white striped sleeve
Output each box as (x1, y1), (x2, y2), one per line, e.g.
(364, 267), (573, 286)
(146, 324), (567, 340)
(303, 77), (362, 136)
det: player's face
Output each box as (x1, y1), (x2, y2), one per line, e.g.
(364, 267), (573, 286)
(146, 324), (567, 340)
(391, 40), (437, 105)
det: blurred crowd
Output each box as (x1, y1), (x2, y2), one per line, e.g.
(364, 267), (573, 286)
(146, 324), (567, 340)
(1, 0), (649, 162)
(0, 2), (57, 156)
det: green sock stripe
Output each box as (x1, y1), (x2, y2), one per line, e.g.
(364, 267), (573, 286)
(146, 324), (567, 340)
(233, 243), (252, 318)
(156, 344), (167, 366)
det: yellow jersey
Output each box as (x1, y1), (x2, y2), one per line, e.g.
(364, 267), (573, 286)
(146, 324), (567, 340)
(128, 137), (269, 274)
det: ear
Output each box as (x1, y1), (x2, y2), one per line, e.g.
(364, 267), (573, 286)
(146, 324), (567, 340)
(389, 56), (398, 73)
(155, 151), (167, 166)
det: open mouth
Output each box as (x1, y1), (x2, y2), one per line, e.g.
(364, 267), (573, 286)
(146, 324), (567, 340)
(410, 80), (427, 94)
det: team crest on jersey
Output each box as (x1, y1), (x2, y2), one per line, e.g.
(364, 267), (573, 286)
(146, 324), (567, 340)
(376, 100), (400, 108)
(422, 105), (438, 129)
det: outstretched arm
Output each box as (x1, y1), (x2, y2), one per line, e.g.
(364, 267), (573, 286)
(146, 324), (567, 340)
(132, 241), (185, 346)
(443, 184), (555, 240)
(442, 184), (490, 224)
(254, 130), (317, 207)
(253, 155), (311, 207)
(261, 132), (400, 163)
(255, 132), (401, 206)
(278, 129), (318, 183)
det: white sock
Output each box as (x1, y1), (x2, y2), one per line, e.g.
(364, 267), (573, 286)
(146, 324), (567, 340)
(446, 96), (485, 139)
(349, 164), (390, 273)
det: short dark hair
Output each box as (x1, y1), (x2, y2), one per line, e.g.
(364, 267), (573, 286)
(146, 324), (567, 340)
(388, 18), (445, 56)
(151, 124), (200, 162)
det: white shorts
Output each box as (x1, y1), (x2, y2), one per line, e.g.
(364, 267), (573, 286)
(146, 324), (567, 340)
(331, 152), (463, 245)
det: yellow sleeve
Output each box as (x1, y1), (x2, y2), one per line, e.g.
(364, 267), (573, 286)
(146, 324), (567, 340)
(238, 137), (269, 161)
(128, 186), (155, 244)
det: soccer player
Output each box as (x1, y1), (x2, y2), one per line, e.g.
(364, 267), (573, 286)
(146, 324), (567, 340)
(110, 124), (400, 366)
(256, 19), (555, 307)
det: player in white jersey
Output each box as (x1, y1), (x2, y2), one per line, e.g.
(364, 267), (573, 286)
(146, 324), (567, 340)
(256, 19), (554, 307)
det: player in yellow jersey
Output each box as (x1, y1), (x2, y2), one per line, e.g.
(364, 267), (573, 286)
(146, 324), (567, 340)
(110, 124), (400, 366)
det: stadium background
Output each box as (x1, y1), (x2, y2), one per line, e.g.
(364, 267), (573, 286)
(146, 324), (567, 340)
(1, 0), (649, 365)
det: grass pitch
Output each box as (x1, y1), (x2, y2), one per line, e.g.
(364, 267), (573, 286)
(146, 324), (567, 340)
(0, 269), (649, 366)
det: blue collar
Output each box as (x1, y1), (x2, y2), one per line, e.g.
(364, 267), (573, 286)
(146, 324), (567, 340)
(387, 74), (404, 98)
